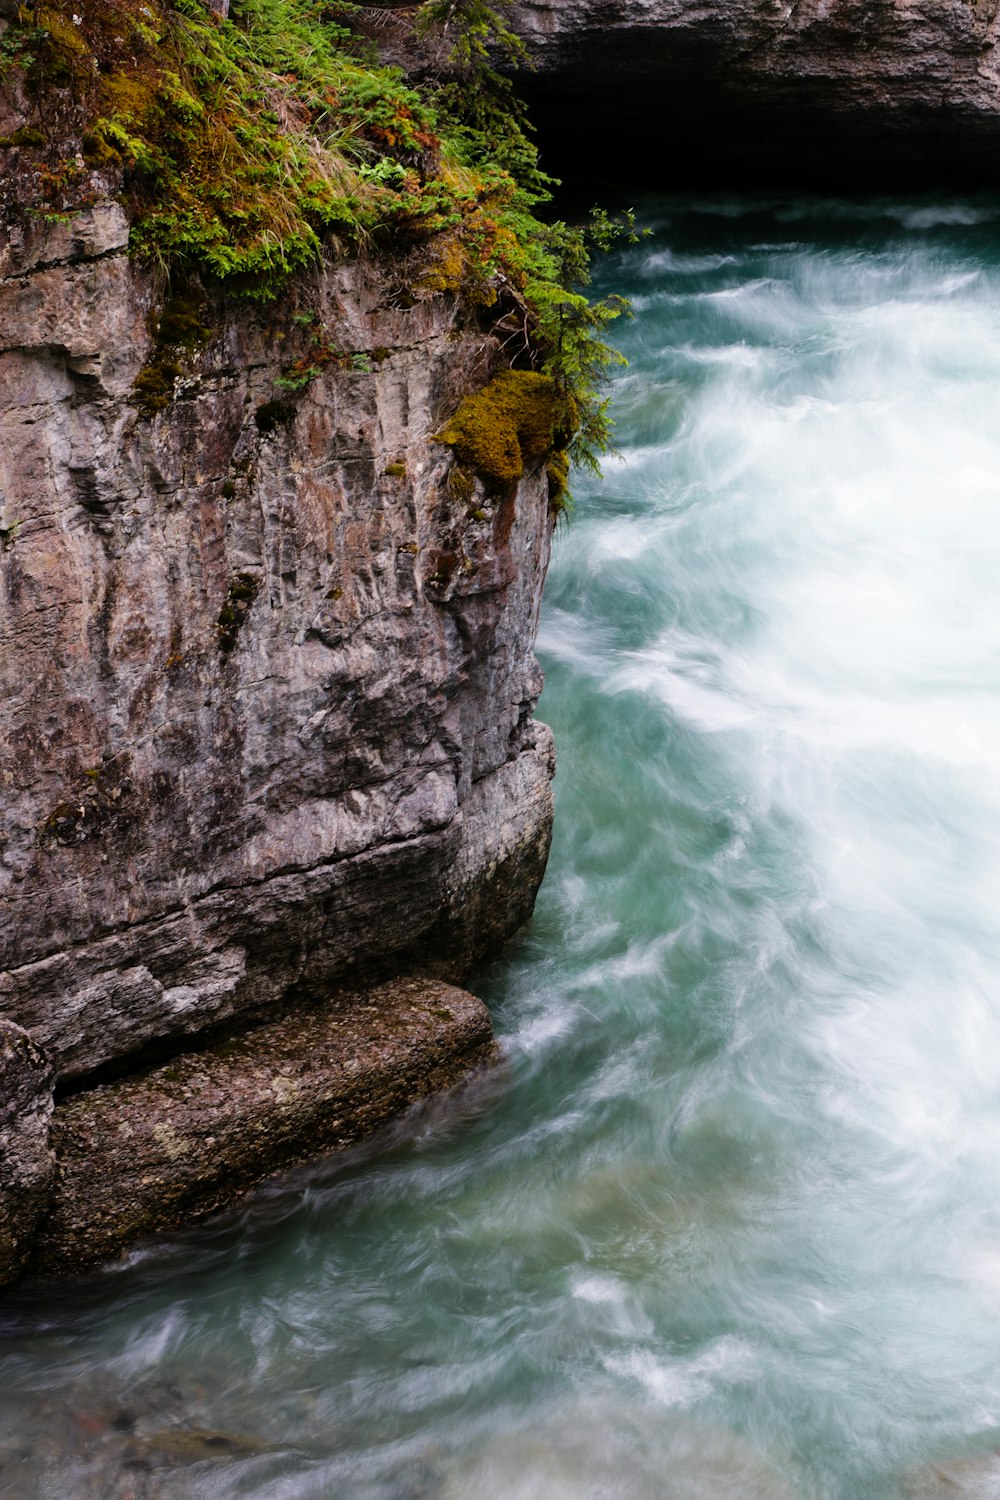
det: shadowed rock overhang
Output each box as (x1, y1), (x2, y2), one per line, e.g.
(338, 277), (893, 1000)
(510, 0), (1000, 190)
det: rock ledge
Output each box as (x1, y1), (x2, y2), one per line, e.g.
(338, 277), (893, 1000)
(32, 978), (496, 1275)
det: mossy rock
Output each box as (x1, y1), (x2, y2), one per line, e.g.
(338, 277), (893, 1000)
(133, 288), (212, 414)
(546, 448), (571, 513)
(133, 357), (182, 413)
(446, 464), (476, 502)
(435, 371), (578, 491)
(4, 0), (618, 489)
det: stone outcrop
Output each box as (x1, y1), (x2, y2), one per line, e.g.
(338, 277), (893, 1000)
(509, 0), (1000, 187)
(0, 199), (554, 1087)
(13, 0), (988, 1285)
(32, 978), (495, 1274)
(0, 181), (556, 1274)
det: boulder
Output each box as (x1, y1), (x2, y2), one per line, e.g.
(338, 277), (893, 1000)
(32, 978), (496, 1274)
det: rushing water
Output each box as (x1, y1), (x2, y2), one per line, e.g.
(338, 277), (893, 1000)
(9, 197), (1000, 1498)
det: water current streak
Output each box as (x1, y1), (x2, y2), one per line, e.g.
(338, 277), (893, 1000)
(6, 198), (1000, 1499)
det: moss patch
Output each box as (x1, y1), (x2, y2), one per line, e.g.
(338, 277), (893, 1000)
(435, 370), (577, 491)
(446, 464), (476, 502)
(0, 124), (46, 148)
(6, 0), (458, 296)
(133, 285), (212, 413)
(545, 447), (571, 514)
(0, 0), (628, 495)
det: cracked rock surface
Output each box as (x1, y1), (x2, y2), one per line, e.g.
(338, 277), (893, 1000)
(0, 190), (556, 1278)
(33, 978), (496, 1274)
(0, 201), (555, 1088)
(0, 1019), (54, 1284)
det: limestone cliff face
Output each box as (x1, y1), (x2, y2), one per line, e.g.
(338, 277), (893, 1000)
(0, 0), (568, 1282)
(0, 199), (555, 1091)
(510, 0), (1000, 186)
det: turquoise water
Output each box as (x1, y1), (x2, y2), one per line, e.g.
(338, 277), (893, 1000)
(7, 198), (1000, 1497)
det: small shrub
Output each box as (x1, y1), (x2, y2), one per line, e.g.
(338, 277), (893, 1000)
(7, 0), (632, 490)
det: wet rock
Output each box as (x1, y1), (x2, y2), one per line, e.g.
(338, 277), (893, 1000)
(904, 1450), (1000, 1498)
(31, 978), (497, 1274)
(124, 1427), (269, 1467)
(0, 1020), (54, 1284)
(414, 722), (556, 978)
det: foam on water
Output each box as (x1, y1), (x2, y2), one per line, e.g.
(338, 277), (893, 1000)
(6, 197), (1000, 1498)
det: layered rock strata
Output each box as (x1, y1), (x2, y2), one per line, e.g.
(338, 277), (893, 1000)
(32, 978), (495, 1274)
(0, 1020), (54, 1284)
(0, 195), (556, 1277)
(509, 0), (1000, 187)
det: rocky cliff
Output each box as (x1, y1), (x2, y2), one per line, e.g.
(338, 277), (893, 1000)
(0, 200), (554, 1087)
(7, 0), (986, 1287)
(510, 0), (1000, 187)
(0, 200), (556, 1276)
(0, 0), (571, 1282)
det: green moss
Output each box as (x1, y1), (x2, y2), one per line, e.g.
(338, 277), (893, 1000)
(19, 0), (455, 298)
(383, 461), (407, 479)
(9, 0), (628, 489)
(435, 370), (577, 491)
(546, 448), (571, 514)
(134, 287), (212, 414)
(35, 9), (89, 61)
(446, 464), (476, 502)
(0, 125), (46, 148)
(26, 8), (84, 89)
(80, 128), (120, 167)
(133, 357), (183, 412)
(156, 292), (212, 350)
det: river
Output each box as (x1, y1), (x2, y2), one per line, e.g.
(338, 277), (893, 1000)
(5, 196), (1000, 1499)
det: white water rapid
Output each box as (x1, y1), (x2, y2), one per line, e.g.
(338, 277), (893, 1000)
(5, 196), (1000, 1500)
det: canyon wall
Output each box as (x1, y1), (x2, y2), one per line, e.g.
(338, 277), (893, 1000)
(0, 199), (554, 1087)
(5, 0), (992, 1283)
(0, 192), (555, 1277)
(509, 0), (1000, 187)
